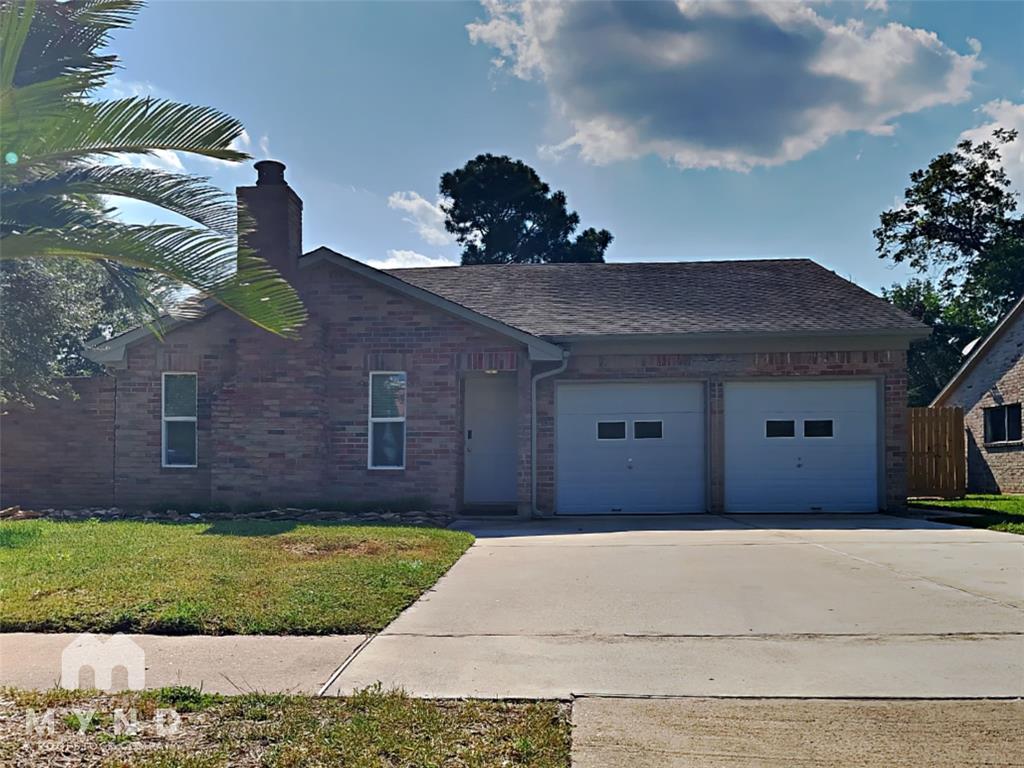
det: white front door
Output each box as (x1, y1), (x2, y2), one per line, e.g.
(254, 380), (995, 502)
(724, 379), (879, 512)
(464, 374), (518, 506)
(556, 381), (706, 514)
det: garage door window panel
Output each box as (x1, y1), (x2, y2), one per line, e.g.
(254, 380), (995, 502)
(597, 421), (626, 440)
(634, 420), (663, 439)
(765, 420), (795, 438)
(804, 419), (834, 438)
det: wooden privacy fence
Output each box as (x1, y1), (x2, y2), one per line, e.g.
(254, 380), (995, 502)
(907, 406), (965, 499)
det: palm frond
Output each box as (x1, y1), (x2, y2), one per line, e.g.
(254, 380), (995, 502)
(1, 223), (308, 337)
(1, 68), (110, 126)
(6, 165), (239, 234)
(1, 193), (104, 233)
(8, 0), (140, 88)
(9, 97), (249, 173)
(0, 0), (36, 90)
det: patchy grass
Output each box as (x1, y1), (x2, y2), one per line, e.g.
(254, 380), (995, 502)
(911, 494), (1024, 535)
(0, 686), (571, 768)
(0, 520), (473, 634)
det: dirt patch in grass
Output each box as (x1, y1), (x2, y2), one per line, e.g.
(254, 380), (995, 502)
(0, 687), (571, 768)
(278, 537), (433, 559)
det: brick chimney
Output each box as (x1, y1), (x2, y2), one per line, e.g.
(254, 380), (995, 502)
(236, 160), (303, 280)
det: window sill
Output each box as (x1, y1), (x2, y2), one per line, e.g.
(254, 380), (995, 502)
(983, 440), (1023, 450)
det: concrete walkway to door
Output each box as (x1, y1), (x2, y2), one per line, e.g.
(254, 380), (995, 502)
(327, 513), (1024, 698)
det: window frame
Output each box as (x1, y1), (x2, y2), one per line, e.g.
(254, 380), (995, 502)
(368, 371), (407, 470)
(596, 420), (627, 441)
(633, 420), (664, 440)
(984, 403), (1022, 445)
(161, 372), (198, 469)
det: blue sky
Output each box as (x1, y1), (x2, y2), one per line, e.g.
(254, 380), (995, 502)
(106, 1), (1023, 294)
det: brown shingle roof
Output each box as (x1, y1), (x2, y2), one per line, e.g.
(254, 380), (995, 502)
(385, 258), (926, 339)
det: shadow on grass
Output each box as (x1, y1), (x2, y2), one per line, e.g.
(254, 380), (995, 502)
(911, 501), (1024, 534)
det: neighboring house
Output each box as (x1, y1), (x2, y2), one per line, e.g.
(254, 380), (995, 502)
(0, 161), (929, 516)
(932, 296), (1024, 494)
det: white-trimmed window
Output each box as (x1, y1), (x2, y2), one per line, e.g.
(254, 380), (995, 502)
(369, 372), (406, 469)
(162, 373), (197, 468)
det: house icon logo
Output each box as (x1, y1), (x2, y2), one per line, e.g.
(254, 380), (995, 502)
(60, 634), (146, 691)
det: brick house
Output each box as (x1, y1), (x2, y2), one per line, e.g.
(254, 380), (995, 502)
(0, 161), (930, 515)
(931, 295), (1023, 494)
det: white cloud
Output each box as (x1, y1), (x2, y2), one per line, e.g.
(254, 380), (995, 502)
(102, 78), (168, 100)
(363, 249), (458, 270)
(469, 1), (982, 171)
(958, 99), (1024, 190)
(387, 191), (453, 246)
(137, 149), (185, 172)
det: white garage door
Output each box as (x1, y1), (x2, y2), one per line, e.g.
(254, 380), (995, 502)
(556, 382), (705, 514)
(724, 380), (879, 513)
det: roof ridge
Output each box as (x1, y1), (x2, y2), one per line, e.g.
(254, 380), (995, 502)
(385, 257), (816, 272)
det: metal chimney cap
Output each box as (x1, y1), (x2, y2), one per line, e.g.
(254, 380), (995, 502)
(254, 160), (286, 186)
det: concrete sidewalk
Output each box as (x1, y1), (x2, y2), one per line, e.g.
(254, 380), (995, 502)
(571, 697), (1024, 767)
(0, 633), (365, 695)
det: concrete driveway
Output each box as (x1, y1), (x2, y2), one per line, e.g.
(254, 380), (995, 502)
(330, 514), (1024, 698)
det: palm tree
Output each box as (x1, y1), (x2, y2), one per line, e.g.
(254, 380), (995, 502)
(0, 0), (307, 338)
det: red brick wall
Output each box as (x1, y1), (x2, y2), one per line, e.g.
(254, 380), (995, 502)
(0, 377), (116, 508)
(942, 311), (1023, 493)
(535, 349), (908, 513)
(112, 261), (524, 510)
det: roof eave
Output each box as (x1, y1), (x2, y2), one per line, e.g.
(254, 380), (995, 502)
(545, 327), (931, 345)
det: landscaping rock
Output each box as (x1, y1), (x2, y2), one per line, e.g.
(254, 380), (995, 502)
(3, 505), (454, 527)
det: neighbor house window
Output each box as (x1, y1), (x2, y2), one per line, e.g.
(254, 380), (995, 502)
(804, 419), (834, 438)
(597, 421), (626, 440)
(634, 421), (663, 439)
(162, 373), (197, 468)
(765, 420), (795, 438)
(369, 372), (407, 469)
(984, 403), (1022, 444)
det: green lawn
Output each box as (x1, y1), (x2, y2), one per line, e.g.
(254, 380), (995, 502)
(0, 519), (473, 634)
(1, 686), (571, 768)
(911, 494), (1024, 535)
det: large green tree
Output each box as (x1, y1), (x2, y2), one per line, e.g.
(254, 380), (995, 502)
(0, 259), (143, 403)
(882, 279), (989, 406)
(0, 0), (307, 403)
(876, 129), (1023, 318)
(440, 154), (612, 265)
(877, 129), (1023, 405)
